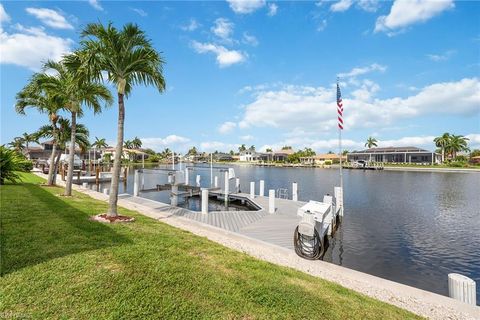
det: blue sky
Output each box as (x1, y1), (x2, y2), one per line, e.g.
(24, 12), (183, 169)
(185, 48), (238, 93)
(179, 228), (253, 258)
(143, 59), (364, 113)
(1, 0), (479, 153)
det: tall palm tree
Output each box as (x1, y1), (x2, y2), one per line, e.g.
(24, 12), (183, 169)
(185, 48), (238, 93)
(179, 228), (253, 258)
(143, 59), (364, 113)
(238, 144), (246, 152)
(42, 59), (112, 196)
(434, 133), (451, 162)
(365, 137), (378, 149)
(36, 118), (90, 183)
(69, 22), (166, 217)
(15, 73), (64, 185)
(447, 135), (470, 159)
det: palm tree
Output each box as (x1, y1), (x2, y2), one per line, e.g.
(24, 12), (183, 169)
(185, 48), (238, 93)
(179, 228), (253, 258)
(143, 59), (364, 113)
(15, 73), (64, 185)
(92, 137), (108, 149)
(68, 22), (166, 217)
(365, 137), (378, 149)
(434, 133), (451, 162)
(188, 146), (197, 155)
(21, 132), (38, 158)
(249, 145), (255, 151)
(36, 118), (90, 183)
(124, 140), (133, 149)
(238, 144), (246, 152)
(131, 136), (142, 149)
(447, 135), (469, 159)
(8, 137), (25, 152)
(42, 59), (112, 196)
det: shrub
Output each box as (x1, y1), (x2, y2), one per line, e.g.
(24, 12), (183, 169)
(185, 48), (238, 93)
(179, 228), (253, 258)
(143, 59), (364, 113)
(448, 161), (468, 168)
(0, 146), (32, 184)
(454, 155), (468, 162)
(146, 154), (160, 162)
(324, 160), (333, 165)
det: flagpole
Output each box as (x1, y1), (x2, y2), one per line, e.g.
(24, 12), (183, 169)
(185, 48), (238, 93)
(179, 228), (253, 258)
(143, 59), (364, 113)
(337, 77), (344, 191)
(339, 126), (343, 190)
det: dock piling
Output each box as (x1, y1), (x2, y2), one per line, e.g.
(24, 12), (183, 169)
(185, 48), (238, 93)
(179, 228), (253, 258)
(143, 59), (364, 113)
(171, 185), (179, 206)
(268, 189), (275, 214)
(185, 168), (189, 185)
(448, 273), (476, 305)
(224, 171), (229, 203)
(292, 182), (298, 201)
(133, 170), (140, 197)
(201, 188), (208, 214)
(235, 178), (240, 193)
(196, 175), (201, 187)
(259, 180), (265, 197)
(214, 176), (218, 188)
(250, 181), (255, 199)
(334, 186), (344, 218)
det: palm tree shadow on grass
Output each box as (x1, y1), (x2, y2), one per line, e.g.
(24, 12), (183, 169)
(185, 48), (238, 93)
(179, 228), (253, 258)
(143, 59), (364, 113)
(1, 183), (132, 275)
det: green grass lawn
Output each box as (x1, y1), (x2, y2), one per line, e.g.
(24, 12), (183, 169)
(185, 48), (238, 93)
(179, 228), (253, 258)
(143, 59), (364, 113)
(0, 173), (421, 319)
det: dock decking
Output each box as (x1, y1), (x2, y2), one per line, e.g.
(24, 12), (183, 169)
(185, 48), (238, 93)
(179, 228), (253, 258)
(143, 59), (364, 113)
(120, 191), (306, 250)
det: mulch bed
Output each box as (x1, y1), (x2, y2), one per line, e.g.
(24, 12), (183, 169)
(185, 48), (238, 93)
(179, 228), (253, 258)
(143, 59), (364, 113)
(90, 214), (135, 223)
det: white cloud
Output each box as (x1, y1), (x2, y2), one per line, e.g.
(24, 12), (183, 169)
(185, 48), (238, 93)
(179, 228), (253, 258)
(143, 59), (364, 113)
(240, 135), (254, 141)
(330, 0), (353, 12)
(242, 32), (258, 46)
(211, 18), (234, 41)
(376, 136), (436, 148)
(200, 141), (239, 152)
(357, 0), (380, 12)
(88, 0), (103, 11)
(218, 121), (237, 134)
(226, 0), (266, 14)
(375, 0), (454, 34)
(426, 50), (455, 62)
(337, 63), (386, 78)
(0, 4), (10, 24)
(26, 8), (73, 30)
(181, 18), (199, 32)
(268, 3), (278, 16)
(317, 19), (327, 32)
(0, 24), (73, 70)
(191, 41), (246, 67)
(466, 134), (480, 150)
(131, 8), (147, 17)
(141, 135), (190, 151)
(236, 78), (480, 132)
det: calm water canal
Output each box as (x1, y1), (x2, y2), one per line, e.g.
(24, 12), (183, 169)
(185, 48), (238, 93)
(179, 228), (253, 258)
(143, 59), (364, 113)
(99, 163), (480, 303)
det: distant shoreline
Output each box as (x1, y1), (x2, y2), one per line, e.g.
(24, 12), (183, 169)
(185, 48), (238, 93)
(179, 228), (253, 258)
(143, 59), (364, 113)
(191, 161), (480, 173)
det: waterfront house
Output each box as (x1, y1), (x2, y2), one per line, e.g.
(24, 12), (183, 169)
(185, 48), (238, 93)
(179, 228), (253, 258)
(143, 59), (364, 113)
(213, 153), (234, 161)
(268, 149), (295, 162)
(300, 154), (347, 165)
(27, 140), (88, 162)
(347, 147), (441, 164)
(239, 150), (266, 162)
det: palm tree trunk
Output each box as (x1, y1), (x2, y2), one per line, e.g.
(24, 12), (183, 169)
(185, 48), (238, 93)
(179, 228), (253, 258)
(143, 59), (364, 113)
(107, 93), (125, 217)
(47, 126), (57, 185)
(64, 111), (77, 196)
(441, 148), (445, 163)
(52, 150), (62, 184)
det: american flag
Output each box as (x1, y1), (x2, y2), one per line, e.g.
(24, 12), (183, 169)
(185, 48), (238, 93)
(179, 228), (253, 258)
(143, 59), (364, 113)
(337, 81), (343, 130)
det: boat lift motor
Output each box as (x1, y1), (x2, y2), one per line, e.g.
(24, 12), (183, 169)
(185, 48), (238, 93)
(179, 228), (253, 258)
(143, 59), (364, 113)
(293, 201), (332, 260)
